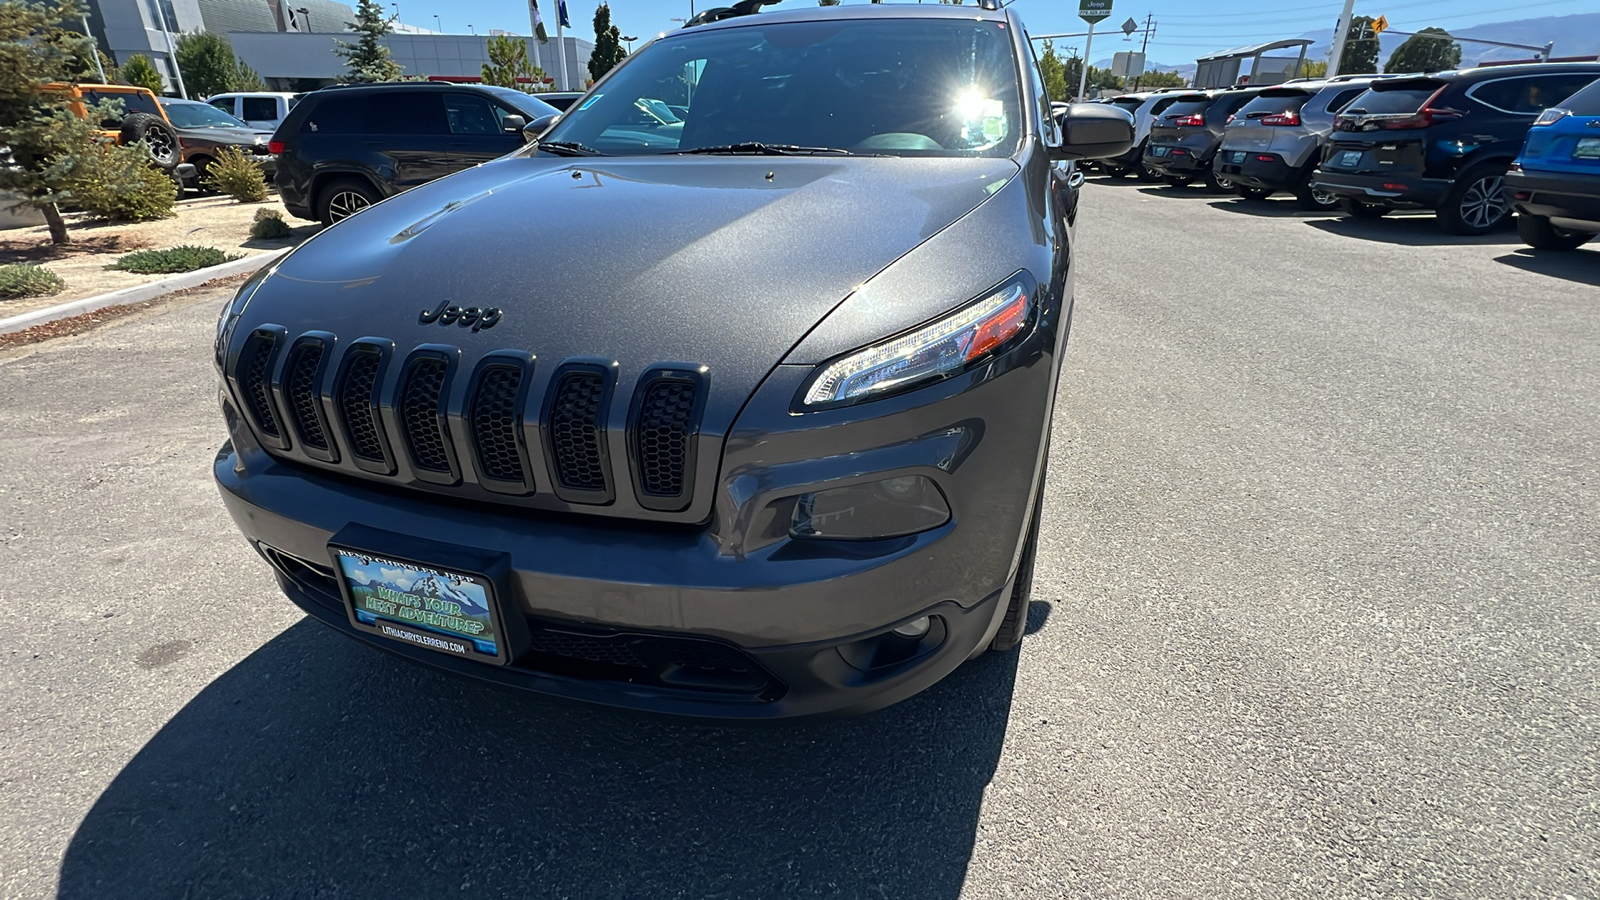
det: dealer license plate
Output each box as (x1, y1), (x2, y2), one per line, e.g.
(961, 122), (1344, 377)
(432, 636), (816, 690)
(1148, 145), (1170, 157)
(1339, 150), (1363, 168)
(334, 549), (507, 664)
(1229, 151), (1246, 163)
(1575, 137), (1600, 160)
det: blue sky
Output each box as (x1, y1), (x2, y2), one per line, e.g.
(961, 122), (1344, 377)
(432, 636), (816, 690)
(393, 0), (1597, 63)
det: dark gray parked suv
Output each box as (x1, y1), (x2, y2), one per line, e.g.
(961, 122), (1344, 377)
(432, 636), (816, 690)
(213, 0), (1132, 718)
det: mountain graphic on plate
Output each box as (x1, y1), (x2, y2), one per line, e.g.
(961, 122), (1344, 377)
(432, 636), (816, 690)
(410, 574), (489, 616)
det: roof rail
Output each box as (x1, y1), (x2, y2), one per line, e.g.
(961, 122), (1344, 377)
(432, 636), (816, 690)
(684, 0), (780, 27)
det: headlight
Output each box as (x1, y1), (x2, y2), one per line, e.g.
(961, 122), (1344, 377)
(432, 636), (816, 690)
(800, 273), (1033, 408)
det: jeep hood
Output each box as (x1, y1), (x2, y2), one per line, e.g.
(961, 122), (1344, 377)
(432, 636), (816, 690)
(246, 154), (1017, 414)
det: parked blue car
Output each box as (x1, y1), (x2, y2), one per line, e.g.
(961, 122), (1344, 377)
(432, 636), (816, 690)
(1507, 76), (1600, 251)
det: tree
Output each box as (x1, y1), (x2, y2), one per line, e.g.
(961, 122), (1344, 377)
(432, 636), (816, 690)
(1337, 15), (1379, 75)
(1385, 27), (1460, 73)
(234, 58), (267, 91)
(1062, 55), (1122, 99)
(0, 0), (98, 242)
(1299, 60), (1328, 78)
(1134, 69), (1187, 89)
(121, 54), (164, 93)
(175, 32), (236, 98)
(1038, 40), (1068, 103)
(336, 0), (402, 83)
(482, 34), (538, 89)
(587, 3), (625, 82)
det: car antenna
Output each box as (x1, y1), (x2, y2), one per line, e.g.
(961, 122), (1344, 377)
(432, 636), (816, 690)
(684, 0), (780, 27)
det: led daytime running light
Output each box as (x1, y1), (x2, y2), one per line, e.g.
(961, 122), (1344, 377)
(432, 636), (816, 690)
(803, 280), (1030, 407)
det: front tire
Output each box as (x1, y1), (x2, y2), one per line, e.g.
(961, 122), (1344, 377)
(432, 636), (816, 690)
(1517, 213), (1595, 251)
(1236, 186), (1273, 201)
(1338, 197), (1390, 219)
(1439, 163), (1512, 235)
(990, 461), (1046, 653)
(1206, 170), (1236, 194)
(1294, 173), (1341, 211)
(1164, 175), (1193, 188)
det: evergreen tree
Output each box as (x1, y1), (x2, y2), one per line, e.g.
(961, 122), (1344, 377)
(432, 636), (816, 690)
(1337, 16), (1380, 75)
(1039, 40), (1068, 103)
(1385, 28), (1461, 74)
(587, 3), (625, 82)
(233, 58), (268, 91)
(175, 32), (237, 98)
(120, 54), (164, 93)
(0, 0), (97, 242)
(482, 34), (537, 90)
(336, 0), (402, 83)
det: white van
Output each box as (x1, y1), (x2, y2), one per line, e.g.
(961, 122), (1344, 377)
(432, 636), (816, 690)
(205, 92), (301, 132)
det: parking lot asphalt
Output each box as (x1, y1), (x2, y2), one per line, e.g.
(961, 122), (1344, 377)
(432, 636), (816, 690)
(1, 179), (1597, 899)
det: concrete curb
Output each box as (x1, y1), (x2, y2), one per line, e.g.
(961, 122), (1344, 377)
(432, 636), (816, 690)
(0, 248), (290, 336)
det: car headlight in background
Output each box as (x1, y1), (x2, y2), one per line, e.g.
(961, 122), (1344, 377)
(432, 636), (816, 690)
(801, 273), (1033, 408)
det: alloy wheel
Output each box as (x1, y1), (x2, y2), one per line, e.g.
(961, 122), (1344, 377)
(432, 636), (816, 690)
(1458, 175), (1508, 230)
(1215, 174), (1235, 190)
(147, 131), (176, 165)
(1311, 187), (1338, 207)
(327, 190), (371, 222)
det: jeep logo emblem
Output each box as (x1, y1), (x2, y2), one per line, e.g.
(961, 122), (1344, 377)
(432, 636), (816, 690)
(419, 300), (501, 331)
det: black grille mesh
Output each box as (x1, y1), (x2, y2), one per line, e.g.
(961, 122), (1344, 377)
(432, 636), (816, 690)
(401, 357), (451, 473)
(551, 372), (607, 491)
(285, 343), (328, 450)
(239, 332), (280, 438)
(338, 350), (386, 462)
(636, 379), (695, 497)
(470, 364), (525, 483)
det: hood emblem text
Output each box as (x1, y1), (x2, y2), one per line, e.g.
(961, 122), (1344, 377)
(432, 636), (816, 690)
(419, 300), (502, 331)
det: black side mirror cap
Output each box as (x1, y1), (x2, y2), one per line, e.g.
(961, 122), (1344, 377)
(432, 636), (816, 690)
(522, 113), (561, 143)
(501, 114), (527, 133)
(1049, 103), (1135, 161)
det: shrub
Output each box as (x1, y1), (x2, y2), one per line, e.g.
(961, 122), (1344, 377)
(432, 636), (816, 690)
(110, 245), (240, 274)
(59, 139), (177, 222)
(203, 147), (269, 202)
(0, 264), (65, 301)
(249, 207), (293, 239)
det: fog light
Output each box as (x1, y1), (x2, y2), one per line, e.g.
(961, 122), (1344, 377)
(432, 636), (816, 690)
(893, 616), (931, 638)
(790, 475), (950, 540)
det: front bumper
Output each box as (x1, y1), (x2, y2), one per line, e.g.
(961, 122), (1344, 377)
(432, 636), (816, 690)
(1308, 171), (1451, 209)
(1507, 169), (1600, 232)
(1214, 151), (1297, 191)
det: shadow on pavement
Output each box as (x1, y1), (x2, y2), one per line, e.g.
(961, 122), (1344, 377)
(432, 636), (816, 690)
(59, 619), (1018, 900)
(1206, 199), (1337, 219)
(1305, 215), (1521, 246)
(1493, 247), (1600, 287)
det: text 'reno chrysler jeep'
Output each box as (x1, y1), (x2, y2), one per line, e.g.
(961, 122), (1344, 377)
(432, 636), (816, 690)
(212, 0), (1133, 718)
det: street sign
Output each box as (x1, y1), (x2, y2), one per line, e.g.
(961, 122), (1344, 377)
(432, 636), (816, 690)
(1111, 51), (1145, 78)
(1079, 0), (1112, 25)
(1121, 17), (1138, 36)
(1372, 15), (1389, 35)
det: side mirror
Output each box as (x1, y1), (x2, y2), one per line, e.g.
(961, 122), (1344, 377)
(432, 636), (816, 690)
(1049, 103), (1135, 161)
(522, 113), (561, 143)
(501, 114), (526, 133)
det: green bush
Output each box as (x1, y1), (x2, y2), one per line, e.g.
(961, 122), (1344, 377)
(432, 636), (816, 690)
(0, 264), (65, 301)
(110, 245), (240, 274)
(203, 147), (269, 203)
(249, 207), (293, 239)
(59, 139), (177, 222)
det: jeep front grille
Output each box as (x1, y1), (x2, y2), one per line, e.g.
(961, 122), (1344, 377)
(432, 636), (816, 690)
(227, 334), (706, 517)
(470, 363), (526, 484)
(400, 356), (452, 474)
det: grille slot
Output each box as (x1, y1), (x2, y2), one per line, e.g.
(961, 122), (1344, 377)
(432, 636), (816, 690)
(550, 371), (608, 493)
(238, 331), (281, 440)
(470, 363), (526, 484)
(635, 378), (696, 498)
(337, 348), (387, 464)
(400, 356), (452, 474)
(523, 621), (782, 698)
(285, 342), (328, 451)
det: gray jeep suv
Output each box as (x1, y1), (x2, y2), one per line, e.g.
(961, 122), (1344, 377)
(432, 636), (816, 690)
(212, 0), (1132, 718)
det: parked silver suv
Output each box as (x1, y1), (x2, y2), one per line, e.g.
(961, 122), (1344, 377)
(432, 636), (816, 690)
(1213, 76), (1384, 209)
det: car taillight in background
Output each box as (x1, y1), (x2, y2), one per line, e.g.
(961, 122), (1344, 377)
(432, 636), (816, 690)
(1532, 107), (1570, 127)
(268, 140), (285, 154)
(1260, 110), (1301, 126)
(1173, 113), (1206, 126)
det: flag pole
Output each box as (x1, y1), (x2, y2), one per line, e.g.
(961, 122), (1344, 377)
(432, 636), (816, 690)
(556, 12), (568, 89)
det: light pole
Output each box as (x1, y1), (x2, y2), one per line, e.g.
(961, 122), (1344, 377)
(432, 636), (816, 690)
(296, 7), (312, 31)
(146, 0), (187, 98)
(622, 34), (636, 52)
(80, 14), (106, 81)
(468, 24), (475, 34)
(433, 13), (441, 32)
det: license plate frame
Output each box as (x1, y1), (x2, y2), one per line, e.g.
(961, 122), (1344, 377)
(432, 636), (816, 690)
(1575, 137), (1600, 160)
(1339, 150), (1363, 168)
(330, 545), (513, 666)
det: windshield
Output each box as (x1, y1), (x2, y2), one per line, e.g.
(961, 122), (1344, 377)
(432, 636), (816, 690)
(163, 102), (250, 129)
(540, 18), (1023, 157)
(483, 87), (560, 120)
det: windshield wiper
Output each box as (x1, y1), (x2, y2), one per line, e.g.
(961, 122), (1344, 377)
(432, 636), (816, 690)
(676, 142), (853, 156)
(537, 140), (604, 157)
